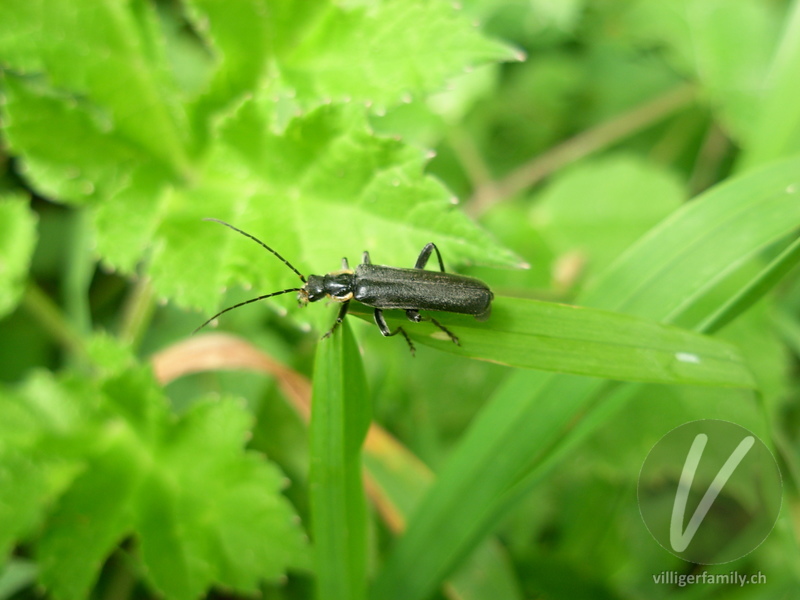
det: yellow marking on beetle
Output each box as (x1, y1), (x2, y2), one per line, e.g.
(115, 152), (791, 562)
(328, 269), (355, 275)
(326, 292), (354, 302)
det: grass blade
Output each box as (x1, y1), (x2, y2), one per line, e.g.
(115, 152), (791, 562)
(581, 157), (800, 320)
(309, 320), (370, 600)
(355, 296), (754, 388)
(371, 157), (800, 600)
(698, 234), (800, 334)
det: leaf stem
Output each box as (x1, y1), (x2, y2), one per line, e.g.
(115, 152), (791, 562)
(467, 83), (697, 217)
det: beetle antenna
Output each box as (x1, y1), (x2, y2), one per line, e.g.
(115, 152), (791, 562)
(193, 288), (303, 334)
(204, 218), (307, 283)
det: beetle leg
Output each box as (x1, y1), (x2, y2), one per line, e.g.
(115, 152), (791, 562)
(341, 256), (350, 269)
(362, 251), (371, 265)
(405, 309), (460, 346)
(322, 300), (350, 339)
(429, 317), (460, 345)
(374, 308), (415, 355)
(405, 309), (423, 323)
(414, 242), (446, 272)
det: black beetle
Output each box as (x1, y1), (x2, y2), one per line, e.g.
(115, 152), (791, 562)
(196, 219), (493, 354)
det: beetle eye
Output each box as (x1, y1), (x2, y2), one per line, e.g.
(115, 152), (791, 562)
(306, 289), (323, 302)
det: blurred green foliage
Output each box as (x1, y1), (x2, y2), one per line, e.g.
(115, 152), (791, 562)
(2, 0), (800, 599)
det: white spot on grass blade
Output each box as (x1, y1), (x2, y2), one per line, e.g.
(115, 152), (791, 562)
(675, 352), (700, 364)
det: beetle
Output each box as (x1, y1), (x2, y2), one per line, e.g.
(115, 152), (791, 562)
(195, 218), (493, 354)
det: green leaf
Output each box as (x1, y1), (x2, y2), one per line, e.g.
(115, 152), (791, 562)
(623, 0), (780, 142)
(0, 0), (191, 175)
(0, 358), (307, 600)
(0, 392), (79, 563)
(266, 0), (519, 111)
(362, 427), (525, 600)
(309, 319), (370, 600)
(1, 75), (151, 205)
(698, 235), (800, 334)
(739, 1), (800, 169)
(11, 371), (125, 596)
(90, 165), (173, 272)
(0, 194), (36, 318)
(0, 560), (38, 600)
(354, 295), (753, 387)
(180, 0), (271, 136)
(371, 157), (800, 600)
(137, 398), (308, 600)
(148, 101), (517, 314)
(37, 434), (142, 600)
(1, 1), (516, 318)
(581, 157), (800, 322)
(531, 155), (684, 274)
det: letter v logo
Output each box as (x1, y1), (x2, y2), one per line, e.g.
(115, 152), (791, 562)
(670, 433), (755, 552)
(638, 420), (782, 564)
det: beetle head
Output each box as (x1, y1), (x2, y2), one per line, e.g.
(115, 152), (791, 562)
(303, 275), (326, 304)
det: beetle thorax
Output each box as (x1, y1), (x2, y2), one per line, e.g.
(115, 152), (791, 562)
(303, 271), (355, 303)
(323, 271), (355, 301)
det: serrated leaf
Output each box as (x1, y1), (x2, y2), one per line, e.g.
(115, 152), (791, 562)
(0, 356), (307, 600)
(0, 447), (79, 564)
(148, 101), (517, 314)
(1, 76), (148, 205)
(182, 0), (272, 126)
(37, 438), (142, 600)
(268, 0), (519, 110)
(0, 0), (191, 174)
(91, 165), (172, 272)
(1, 0), (515, 301)
(0, 194), (36, 318)
(0, 373), (92, 564)
(138, 399), (309, 600)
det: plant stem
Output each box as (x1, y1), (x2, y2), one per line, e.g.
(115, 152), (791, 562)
(118, 275), (155, 350)
(23, 283), (89, 361)
(63, 209), (94, 336)
(467, 83), (697, 217)
(447, 126), (494, 189)
(688, 121), (731, 196)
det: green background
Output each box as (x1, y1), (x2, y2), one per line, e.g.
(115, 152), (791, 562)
(1, 0), (800, 599)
